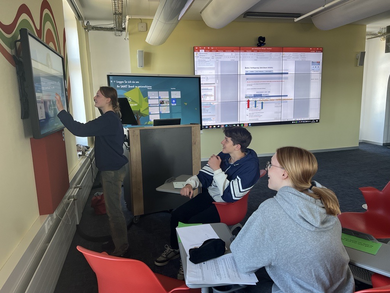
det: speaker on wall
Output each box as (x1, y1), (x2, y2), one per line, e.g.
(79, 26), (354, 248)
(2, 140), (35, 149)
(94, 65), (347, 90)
(137, 50), (144, 68)
(356, 51), (365, 67)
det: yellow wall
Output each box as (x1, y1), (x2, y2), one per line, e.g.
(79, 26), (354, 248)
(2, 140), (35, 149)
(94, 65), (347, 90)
(128, 20), (366, 158)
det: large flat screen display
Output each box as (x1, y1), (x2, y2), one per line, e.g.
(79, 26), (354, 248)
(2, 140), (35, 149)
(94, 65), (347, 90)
(107, 74), (202, 126)
(14, 28), (68, 139)
(194, 46), (323, 129)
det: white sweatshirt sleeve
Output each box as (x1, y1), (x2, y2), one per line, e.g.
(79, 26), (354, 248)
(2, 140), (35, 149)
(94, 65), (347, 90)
(185, 175), (202, 189)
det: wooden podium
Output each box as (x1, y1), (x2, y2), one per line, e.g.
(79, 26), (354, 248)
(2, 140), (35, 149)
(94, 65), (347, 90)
(123, 124), (201, 217)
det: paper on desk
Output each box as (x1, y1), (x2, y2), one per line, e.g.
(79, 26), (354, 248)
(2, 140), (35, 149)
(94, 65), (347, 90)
(176, 224), (219, 254)
(186, 253), (258, 286)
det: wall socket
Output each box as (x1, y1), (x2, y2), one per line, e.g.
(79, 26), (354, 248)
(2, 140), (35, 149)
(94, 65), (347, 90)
(138, 22), (147, 32)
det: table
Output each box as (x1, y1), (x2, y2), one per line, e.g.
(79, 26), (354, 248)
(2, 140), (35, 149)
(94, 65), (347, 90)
(178, 223), (234, 293)
(345, 241), (390, 283)
(156, 174), (200, 197)
(156, 175), (192, 194)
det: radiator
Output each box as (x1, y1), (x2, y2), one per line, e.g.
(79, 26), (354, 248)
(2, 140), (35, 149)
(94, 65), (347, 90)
(1, 150), (96, 293)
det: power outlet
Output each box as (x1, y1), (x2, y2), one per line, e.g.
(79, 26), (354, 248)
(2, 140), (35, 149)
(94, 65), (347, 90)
(138, 22), (147, 32)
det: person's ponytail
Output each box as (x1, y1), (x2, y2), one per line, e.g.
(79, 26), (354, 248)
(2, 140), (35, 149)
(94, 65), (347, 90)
(310, 186), (341, 216)
(277, 146), (341, 216)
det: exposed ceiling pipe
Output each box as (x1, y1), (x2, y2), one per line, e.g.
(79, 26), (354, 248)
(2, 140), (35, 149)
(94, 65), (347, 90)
(201, 0), (262, 29)
(294, 0), (344, 23)
(112, 0), (125, 34)
(83, 22), (118, 32)
(367, 32), (390, 40)
(311, 0), (390, 31)
(145, 0), (192, 46)
(73, 0), (126, 34)
(66, 0), (84, 21)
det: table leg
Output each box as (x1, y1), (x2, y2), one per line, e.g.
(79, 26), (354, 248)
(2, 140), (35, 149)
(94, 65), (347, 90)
(201, 287), (210, 293)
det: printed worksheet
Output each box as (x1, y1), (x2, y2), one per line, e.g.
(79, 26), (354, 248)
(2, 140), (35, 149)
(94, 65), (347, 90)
(186, 253), (258, 285)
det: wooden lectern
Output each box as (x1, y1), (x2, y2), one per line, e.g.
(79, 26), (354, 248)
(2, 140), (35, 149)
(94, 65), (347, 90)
(123, 124), (201, 217)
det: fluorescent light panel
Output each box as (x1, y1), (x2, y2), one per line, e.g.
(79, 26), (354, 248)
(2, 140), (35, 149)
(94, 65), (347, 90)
(244, 12), (302, 19)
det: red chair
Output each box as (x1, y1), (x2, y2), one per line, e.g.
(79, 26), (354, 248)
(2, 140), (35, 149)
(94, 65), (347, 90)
(338, 181), (390, 239)
(355, 273), (390, 292)
(77, 246), (200, 293)
(213, 169), (267, 226)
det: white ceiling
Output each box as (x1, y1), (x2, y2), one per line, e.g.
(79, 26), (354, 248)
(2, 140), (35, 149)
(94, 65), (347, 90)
(75, 0), (390, 34)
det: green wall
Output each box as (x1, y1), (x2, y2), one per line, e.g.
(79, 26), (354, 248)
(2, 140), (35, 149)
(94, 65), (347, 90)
(128, 20), (366, 158)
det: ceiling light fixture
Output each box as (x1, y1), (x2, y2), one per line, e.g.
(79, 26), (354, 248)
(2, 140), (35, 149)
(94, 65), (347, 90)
(244, 12), (302, 19)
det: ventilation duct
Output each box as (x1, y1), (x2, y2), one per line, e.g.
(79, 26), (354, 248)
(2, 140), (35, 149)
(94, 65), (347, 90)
(311, 0), (390, 30)
(146, 0), (192, 46)
(201, 0), (262, 29)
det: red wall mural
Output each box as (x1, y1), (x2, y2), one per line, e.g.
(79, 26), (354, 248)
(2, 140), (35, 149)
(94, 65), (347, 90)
(0, 0), (67, 75)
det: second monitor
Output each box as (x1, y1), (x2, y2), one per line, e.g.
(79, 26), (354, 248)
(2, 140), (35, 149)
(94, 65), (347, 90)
(153, 118), (181, 126)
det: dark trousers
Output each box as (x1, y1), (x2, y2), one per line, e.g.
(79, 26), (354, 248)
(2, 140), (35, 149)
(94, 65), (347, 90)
(169, 192), (220, 249)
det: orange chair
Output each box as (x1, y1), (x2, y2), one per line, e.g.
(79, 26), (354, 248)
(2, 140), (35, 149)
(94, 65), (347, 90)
(213, 169), (267, 226)
(338, 181), (390, 239)
(355, 273), (390, 292)
(77, 246), (200, 293)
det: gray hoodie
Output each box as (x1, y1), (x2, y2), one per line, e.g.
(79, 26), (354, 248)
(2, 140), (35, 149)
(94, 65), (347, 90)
(231, 184), (355, 293)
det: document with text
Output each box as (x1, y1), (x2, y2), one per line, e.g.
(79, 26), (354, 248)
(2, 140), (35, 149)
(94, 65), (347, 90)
(186, 253), (258, 285)
(177, 224), (219, 254)
(176, 224), (258, 286)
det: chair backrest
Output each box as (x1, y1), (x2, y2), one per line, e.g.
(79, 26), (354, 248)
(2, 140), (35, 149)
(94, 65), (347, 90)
(214, 192), (249, 226)
(214, 169), (267, 226)
(355, 285), (390, 293)
(372, 273), (390, 288)
(77, 246), (187, 293)
(338, 181), (390, 239)
(355, 273), (390, 293)
(360, 181), (390, 216)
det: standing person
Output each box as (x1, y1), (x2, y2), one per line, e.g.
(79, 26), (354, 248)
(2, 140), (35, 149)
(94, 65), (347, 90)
(155, 126), (260, 279)
(231, 146), (355, 293)
(55, 87), (129, 257)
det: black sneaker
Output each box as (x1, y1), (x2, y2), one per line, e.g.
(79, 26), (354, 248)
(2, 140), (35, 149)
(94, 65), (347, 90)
(154, 244), (180, 266)
(177, 260), (184, 280)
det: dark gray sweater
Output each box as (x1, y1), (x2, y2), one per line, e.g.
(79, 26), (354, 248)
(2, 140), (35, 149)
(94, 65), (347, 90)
(58, 110), (127, 171)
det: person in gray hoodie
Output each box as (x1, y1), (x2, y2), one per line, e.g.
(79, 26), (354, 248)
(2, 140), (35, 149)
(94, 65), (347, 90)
(231, 146), (355, 293)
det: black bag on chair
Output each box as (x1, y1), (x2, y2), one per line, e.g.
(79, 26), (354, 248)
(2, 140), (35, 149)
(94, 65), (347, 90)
(189, 238), (226, 264)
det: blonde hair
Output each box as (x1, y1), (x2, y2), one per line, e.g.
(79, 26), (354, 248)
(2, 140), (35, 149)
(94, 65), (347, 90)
(276, 146), (341, 216)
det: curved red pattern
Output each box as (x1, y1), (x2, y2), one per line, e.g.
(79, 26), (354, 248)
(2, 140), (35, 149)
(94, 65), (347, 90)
(0, 0), (62, 66)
